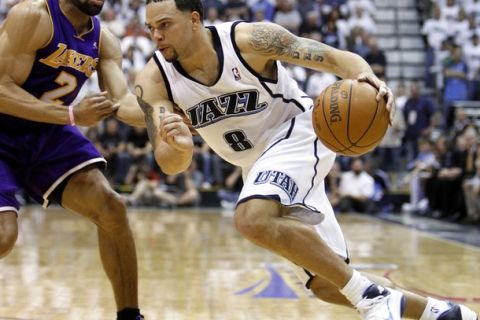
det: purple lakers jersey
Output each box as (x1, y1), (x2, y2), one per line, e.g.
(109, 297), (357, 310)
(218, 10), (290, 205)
(0, 0), (101, 131)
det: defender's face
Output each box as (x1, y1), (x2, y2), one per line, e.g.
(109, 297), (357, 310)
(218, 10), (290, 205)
(71, 0), (105, 16)
(146, 0), (195, 62)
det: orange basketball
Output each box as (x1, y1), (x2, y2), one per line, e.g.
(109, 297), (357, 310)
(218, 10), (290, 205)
(312, 79), (389, 156)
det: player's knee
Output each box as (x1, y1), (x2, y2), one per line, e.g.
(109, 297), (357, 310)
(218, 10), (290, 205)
(234, 203), (270, 243)
(0, 216), (18, 258)
(95, 190), (129, 233)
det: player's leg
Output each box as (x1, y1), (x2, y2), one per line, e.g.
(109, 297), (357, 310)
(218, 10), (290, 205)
(0, 210), (18, 258)
(235, 199), (354, 287)
(61, 166), (142, 320)
(0, 161), (22, 258)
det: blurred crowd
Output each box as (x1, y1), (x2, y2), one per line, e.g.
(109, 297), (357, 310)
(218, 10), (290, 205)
(1, 0), (478, 224)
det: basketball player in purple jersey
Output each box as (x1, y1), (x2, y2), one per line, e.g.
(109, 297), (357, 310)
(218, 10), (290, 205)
(0, 0), (189, 319)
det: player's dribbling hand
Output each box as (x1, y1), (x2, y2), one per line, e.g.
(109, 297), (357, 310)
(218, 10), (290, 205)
(73, 91), (119, 126)
(357, 73), (396, 125)
(159, 113), (193, 152)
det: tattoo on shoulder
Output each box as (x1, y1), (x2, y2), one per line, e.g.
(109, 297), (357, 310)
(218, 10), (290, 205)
(135, 85), (163, 146)
(248, 24), (330, 62)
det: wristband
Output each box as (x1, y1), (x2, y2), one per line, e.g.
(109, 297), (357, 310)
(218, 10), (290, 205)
(68, 105), (75, 126)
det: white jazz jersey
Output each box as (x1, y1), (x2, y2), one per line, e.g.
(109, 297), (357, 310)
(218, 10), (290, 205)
(154, 21), (312, 168)
(154, 21), (347, 259)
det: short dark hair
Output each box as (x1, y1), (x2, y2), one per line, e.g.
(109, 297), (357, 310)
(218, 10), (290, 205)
(145, 0), (204, 21)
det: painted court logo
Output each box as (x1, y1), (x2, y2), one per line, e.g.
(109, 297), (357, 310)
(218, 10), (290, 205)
(254, 170), (299, 201)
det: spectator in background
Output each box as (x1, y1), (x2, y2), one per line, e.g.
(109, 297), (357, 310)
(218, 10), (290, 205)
(322, 19), (341, 48)
(305, 69), (338, 98)
(204, 7), (223, 26)
(217, 166), (243, 210)
(100, 7), (125, 38)
(325, 160), (342, 209)
(250, 0), (276, 21)
(347, 26), (371, 58)
(440, 0), (460, 23)
(348, 6), (376, 35)
(347, 0), (376, 18)
(465, 0), (480, 22)
(299, 10), (322, 37)
(463, 34), (480, 100)
(451, 9), (469, 46)
(203, 0), (225, 17)
(364, 158), (390, 213)
(224, 0), (250, 20)
(402, 138), (438, 214)
(124, 127), (152, 186)
(421, 5), (448, 87)
(121, 16), (154, 59)
(403, 82), (437, 163)
(153, 169), (200, 208)
(96, 118), (129, 186)
(337, 158), (376, 213)
(463, 154), (480, 224)
(377, 84), (406, 172)
(443, 46), (469, 129)
(273, 0), (302, 34)
(329, 7), (350, 49)
(365, 38), (387, 78)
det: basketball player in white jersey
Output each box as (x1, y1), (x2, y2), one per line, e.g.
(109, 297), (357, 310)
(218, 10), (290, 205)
(117, 1), (479, 319)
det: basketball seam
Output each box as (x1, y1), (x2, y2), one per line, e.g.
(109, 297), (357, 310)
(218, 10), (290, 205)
(348, 84), (380, 147)
(321, 80), (350, 151)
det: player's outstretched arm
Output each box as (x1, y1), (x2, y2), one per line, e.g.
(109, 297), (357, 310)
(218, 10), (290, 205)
(135, 59), (193, 175)
(0, 1), (70, 124)
(97, 26), (146, 127)
(0, 1), (118, 126)
(234, 22), (395, 123)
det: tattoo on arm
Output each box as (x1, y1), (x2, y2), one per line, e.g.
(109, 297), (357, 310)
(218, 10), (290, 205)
(135, 85), (165, 147)
(248, 24), (329, 62)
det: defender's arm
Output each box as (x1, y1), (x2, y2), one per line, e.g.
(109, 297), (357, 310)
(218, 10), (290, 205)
(0, 1), (72, 124)
(97, 27), (145, 127)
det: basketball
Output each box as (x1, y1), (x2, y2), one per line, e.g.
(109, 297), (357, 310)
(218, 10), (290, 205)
(312, 79), (389, 156)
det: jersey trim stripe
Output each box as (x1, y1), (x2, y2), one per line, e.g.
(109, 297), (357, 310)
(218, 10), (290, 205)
(0, 206), (19, 214)
(230, 21), (278, 84)
(302, 138), (320, 208)
(257, 117), (295, 160)
(42, 158), (106, 208)
(172, 26), (224, 87)
(259, 80), (306, 112)
(42, 0), (55, 49)
(153, 53), (174, 103)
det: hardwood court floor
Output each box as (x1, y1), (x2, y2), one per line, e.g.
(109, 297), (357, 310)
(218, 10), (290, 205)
(0, 206), (478, 320)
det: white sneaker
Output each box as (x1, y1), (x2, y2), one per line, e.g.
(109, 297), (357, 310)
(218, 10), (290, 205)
(355, 284), (405, 320)
(436, 302), (478, 320)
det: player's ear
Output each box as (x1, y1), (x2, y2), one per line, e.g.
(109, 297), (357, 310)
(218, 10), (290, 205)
(191, 11), (202, 29)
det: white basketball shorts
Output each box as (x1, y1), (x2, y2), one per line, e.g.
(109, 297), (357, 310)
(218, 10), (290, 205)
(238, 108), (348, 260)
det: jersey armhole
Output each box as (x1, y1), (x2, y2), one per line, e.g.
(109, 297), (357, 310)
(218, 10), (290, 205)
(229, 21), (278, 84)
(153, 52), (175, 104)
(39, 0), (54, 49)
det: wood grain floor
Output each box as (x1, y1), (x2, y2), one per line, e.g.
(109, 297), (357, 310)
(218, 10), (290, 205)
(0, 206), (478, 320)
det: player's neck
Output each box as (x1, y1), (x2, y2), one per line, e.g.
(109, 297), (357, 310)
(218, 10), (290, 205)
(177, 28), (218, 79)
(59, 0), (92, 35)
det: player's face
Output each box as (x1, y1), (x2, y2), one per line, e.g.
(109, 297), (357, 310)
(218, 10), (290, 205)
(71, 0), (104, 16)
(146, 1), (196, 63)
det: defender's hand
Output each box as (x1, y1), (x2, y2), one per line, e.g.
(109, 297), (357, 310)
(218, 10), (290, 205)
(357, 73), (395, 125)
(73, 91), (119, 126)
(159, 113), (193, 152)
